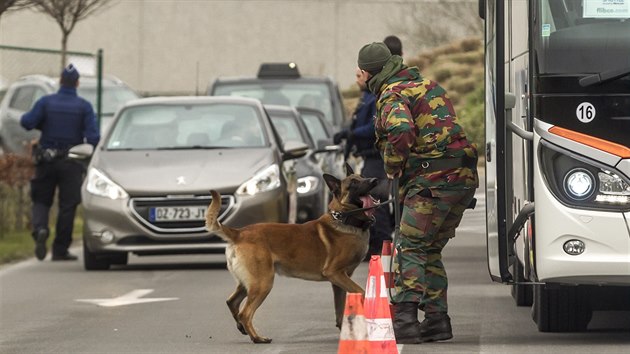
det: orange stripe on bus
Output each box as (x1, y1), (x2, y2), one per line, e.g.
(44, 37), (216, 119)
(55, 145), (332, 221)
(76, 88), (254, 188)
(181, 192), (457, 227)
(548, 126), (630, 158)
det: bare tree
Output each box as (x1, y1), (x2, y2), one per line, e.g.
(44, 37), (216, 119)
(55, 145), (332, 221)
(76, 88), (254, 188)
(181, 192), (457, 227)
(388, 0), (482, 53)
(0, 0), (31, 24)
(30, 0), (112, 69)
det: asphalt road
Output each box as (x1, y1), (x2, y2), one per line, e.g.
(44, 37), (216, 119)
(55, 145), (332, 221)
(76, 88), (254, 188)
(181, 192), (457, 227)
(1, 187), (630, 353)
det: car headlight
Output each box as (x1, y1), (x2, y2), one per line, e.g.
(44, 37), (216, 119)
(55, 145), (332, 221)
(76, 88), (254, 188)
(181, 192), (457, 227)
(541, 142), (630, 210)
(86, 168), (129, 200)
(236, 164), (281, 196)
(297, 176), (319, 194)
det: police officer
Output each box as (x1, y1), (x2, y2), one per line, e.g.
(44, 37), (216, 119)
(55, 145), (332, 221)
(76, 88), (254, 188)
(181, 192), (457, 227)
(334, 67), (393, 260)
(21, 64), (100, 261)
(356, 42), (478, 343)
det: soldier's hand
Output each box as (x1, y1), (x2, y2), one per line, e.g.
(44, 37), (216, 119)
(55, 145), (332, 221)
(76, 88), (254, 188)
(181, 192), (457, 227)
(387, 170), (402, 179)
(333, 130), (348, 144)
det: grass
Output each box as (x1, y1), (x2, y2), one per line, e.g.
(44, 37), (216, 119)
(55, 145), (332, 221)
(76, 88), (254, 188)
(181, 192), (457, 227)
(0, 217), (83, 265)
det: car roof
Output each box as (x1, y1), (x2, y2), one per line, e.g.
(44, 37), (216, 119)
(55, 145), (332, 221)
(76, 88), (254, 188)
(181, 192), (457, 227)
(122, 95), (264, 108)
(14, 74), (130, 87)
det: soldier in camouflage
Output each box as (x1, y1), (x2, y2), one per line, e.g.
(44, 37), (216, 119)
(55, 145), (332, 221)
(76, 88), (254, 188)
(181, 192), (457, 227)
(356, 42), (479, 344)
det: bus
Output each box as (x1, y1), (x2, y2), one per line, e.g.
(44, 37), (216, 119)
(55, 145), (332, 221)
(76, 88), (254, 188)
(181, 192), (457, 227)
(480, 0), (630, 332)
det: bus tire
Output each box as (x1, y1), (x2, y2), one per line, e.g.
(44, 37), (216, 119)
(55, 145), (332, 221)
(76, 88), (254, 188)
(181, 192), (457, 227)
(511, 261), (533, 306)
(532, 284), (592, 332)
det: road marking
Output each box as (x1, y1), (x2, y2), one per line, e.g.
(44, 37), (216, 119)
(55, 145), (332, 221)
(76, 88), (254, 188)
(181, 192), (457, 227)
(75, 289), (178, 307)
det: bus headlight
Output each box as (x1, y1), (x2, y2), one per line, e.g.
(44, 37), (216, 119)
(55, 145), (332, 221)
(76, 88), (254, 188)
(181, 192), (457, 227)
(596, 171), (630, 204)
(540, 142), (630, 210)
(563, 169), (594, 200)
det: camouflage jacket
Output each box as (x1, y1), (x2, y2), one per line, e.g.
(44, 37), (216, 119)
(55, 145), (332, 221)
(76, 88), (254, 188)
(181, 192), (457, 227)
(374, 66), (478, 192)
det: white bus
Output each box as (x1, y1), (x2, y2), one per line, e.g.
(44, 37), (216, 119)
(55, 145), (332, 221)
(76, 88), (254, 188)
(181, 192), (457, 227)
(480, 0), (630, 332)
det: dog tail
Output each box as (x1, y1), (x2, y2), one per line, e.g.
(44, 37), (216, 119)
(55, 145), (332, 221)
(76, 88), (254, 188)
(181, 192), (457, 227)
(206, 190), (238, 242)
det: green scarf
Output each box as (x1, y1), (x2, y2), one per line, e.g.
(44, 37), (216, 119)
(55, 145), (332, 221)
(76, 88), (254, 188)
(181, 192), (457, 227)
(367, 55), (405, 95)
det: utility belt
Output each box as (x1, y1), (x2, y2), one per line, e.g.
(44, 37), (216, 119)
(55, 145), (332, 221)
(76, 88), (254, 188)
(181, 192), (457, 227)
(413, 155), (478, 174)
(33, 146), (69, 164)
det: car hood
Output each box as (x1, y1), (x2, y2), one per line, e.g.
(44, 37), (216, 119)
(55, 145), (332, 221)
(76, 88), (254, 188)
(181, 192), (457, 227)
(91, 148), (278, 195)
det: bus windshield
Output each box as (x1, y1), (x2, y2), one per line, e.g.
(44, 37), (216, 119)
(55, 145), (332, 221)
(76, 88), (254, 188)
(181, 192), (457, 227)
(535, 0), (630, 75)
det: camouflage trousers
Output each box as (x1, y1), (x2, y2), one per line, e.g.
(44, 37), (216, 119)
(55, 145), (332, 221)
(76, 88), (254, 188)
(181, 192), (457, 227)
(392, 187), (476, 315)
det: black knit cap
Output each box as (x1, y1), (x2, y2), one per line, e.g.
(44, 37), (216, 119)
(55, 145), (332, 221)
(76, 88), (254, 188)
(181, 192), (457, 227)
(61, 64), (80, 84)
(357, 42), (392, 73)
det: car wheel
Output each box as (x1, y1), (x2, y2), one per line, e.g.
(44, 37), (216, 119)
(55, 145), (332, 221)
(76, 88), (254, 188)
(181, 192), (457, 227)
(83, 242), (111, 271)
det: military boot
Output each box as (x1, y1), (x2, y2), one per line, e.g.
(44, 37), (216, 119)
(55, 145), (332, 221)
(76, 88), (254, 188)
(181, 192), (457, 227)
(419, 313), (453, 342)
(392, 302), (422, 344)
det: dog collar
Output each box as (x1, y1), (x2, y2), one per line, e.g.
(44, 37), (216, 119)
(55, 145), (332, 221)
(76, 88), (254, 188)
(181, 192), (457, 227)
(330, 210), (374, 230)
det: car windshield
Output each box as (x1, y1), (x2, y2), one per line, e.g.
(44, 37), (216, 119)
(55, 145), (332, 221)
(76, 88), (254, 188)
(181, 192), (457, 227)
(106, 103), (267, 150)
(78, 86), (140, 115)
(299, 112), (328, 142)
(214, 82), (334, 126)
(269, 114), (309, 147)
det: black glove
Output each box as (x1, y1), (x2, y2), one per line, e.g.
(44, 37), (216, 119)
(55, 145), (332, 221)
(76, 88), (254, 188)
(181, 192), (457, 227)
(333, 130), (348, 144)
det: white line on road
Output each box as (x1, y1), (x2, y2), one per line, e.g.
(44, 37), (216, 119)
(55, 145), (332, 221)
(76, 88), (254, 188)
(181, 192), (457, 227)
(75, 289), (178, 307)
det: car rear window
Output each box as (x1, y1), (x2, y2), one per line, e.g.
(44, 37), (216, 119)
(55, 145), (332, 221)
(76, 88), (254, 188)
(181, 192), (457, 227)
(213, 82), (334, 126)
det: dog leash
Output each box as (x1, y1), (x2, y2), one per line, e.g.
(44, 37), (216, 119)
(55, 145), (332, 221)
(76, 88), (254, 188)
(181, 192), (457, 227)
(388, 177), (400, 303)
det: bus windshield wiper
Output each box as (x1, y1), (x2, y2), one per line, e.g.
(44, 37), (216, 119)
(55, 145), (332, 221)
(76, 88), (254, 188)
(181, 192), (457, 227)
(579, 67), (630, 87)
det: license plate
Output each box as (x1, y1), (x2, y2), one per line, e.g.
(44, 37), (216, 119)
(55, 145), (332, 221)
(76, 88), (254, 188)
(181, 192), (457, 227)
(149, 206), (207, 222)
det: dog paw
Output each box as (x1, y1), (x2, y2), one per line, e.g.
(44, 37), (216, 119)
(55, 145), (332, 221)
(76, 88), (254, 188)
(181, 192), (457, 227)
(252, 336), (272, 344)
(237, 323), (247, 335)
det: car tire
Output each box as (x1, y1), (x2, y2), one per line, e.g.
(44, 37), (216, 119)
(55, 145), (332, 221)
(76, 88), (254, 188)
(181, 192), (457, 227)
(83, 242), (111, 271)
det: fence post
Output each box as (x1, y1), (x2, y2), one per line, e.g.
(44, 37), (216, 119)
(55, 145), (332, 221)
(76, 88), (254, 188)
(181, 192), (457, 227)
(96, 48), (103, 128)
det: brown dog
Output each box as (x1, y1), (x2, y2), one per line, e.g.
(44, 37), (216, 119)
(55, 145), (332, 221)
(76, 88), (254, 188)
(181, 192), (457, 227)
(205, 164), (379, 343)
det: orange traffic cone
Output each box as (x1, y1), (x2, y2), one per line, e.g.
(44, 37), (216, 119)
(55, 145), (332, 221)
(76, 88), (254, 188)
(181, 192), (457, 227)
(381, 240), (397, 317)
(338, 293), (369, 354)
(365, 255), (398, 354)
(380, 240), (395, 290)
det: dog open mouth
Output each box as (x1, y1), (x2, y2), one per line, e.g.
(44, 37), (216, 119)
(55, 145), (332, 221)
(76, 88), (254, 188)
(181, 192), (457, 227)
(359, 195), (380, 218)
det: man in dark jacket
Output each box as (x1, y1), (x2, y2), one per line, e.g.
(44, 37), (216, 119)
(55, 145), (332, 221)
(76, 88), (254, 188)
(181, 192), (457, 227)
(21, 64), (100, 261)
(357, 42), (478, 344)
(334, 67), (393, 260)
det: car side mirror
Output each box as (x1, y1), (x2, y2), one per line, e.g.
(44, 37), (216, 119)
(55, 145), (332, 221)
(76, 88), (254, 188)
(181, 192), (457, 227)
(68, 143), (94, 159)
(314, 138), (342, 154)
(282, 140), (309, 161)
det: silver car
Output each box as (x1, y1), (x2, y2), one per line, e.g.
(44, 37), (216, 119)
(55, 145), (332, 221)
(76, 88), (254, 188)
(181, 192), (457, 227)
(81, 96), (307, 270)
(0, 75), (139, 155)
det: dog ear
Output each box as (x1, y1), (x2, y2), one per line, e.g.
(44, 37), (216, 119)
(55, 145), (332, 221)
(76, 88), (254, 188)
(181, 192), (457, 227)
(345, 163), (354, 176)
(323, 173), (341, 198)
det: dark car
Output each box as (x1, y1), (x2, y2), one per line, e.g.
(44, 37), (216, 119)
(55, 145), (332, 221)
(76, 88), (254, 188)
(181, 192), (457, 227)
(265, 104), (329, 223)
(79, 96), (308, 270)
(208, 63), (346, 132)
(296, 106), (344, 179)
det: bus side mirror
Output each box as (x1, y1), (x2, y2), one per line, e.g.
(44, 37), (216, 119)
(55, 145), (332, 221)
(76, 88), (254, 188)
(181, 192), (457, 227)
(479, 0), (485, 19)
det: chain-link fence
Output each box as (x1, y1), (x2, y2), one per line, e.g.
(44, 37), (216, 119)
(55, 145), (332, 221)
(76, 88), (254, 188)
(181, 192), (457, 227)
(0, 45), (103, 235)
(0, 44), (104, 120)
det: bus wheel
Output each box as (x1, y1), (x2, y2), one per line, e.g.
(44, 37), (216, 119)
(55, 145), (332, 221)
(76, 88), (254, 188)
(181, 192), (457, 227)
(511, 261), (533, 306)
(532, 284), (592, 332)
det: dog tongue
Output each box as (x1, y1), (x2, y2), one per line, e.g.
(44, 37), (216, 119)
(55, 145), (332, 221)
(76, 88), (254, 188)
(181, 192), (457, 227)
(360, 196), (376, 217)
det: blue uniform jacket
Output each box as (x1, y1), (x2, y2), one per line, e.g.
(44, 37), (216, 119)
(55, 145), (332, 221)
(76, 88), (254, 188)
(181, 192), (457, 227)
(350, 90), (378, 156)
(21, 86), (100, 150)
